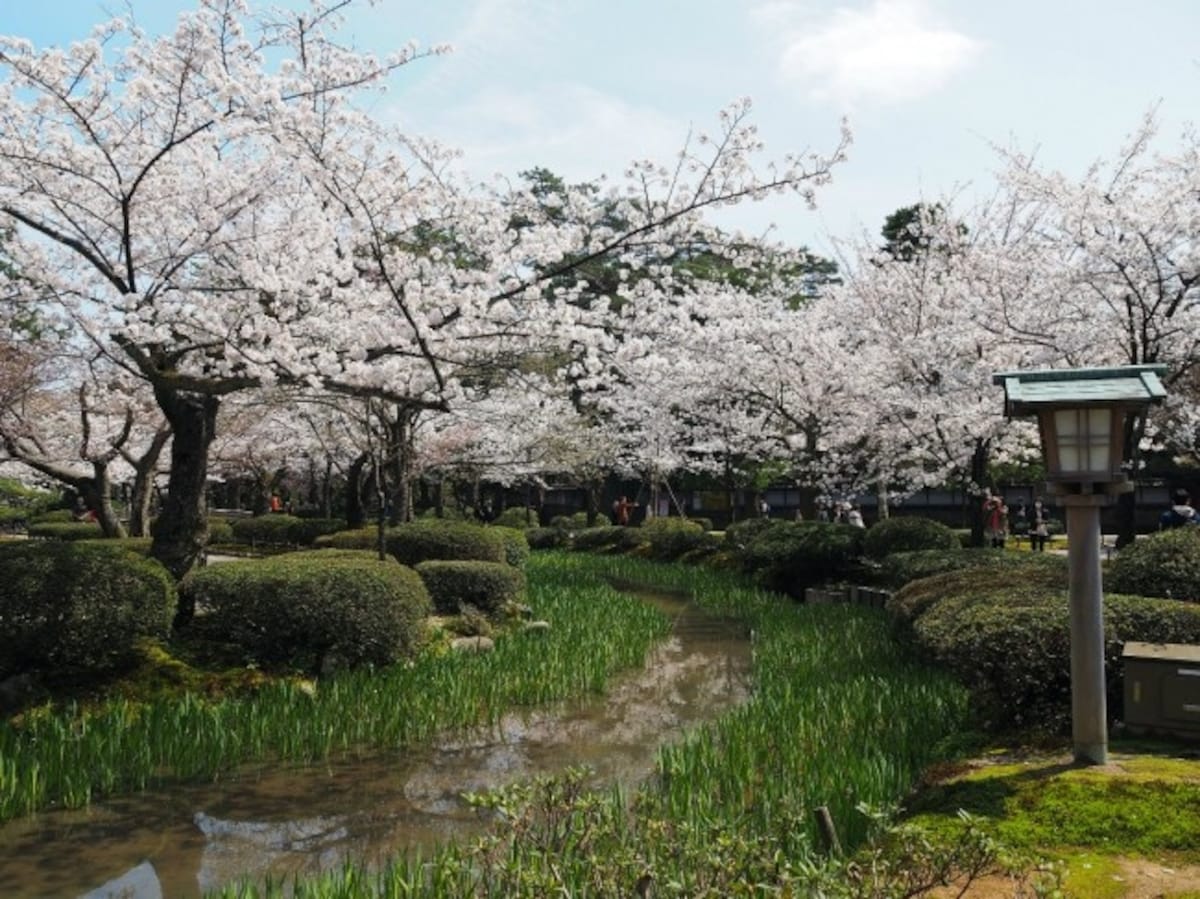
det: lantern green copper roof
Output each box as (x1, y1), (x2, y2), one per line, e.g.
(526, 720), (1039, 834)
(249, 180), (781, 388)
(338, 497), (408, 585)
(992, 364), (1167, 417)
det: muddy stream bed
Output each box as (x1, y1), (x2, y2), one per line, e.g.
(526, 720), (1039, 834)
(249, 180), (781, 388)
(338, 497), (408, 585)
(0, 590), (752, 897)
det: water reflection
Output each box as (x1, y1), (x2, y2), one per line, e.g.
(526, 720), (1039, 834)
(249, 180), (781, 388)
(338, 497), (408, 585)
(0, 592), (750, 897)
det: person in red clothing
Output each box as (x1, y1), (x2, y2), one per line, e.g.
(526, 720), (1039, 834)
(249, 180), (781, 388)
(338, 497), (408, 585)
(613, 495), (637, 526)
(982, 489), (1008, 548)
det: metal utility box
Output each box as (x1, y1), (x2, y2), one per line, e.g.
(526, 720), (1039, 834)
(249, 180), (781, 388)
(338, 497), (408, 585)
(1122, 642), (1200, 741)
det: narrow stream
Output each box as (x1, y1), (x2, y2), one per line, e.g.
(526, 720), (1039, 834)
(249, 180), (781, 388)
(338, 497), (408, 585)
(0, 591), (752, 898)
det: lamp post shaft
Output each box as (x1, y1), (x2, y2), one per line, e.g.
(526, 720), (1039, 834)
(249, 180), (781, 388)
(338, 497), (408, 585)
(1065, 501), (1108, 765)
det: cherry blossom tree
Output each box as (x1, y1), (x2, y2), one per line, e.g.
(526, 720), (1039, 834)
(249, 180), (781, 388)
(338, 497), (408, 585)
(1, 1), (850, 583)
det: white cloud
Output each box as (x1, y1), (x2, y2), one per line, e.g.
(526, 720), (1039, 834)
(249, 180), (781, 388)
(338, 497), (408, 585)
(765, 0), (983, 105)
(417, 83), (686, 185)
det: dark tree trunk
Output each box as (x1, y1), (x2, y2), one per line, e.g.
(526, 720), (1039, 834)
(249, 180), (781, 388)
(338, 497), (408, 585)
(150, 390), (219, 623)
(86, 464), (126, 538)
(586, 479), (602, 527)
(388, 408), (417, 524)
(1114, 413), (1143, 548)
(322, 456), (334, 519)
(345, 452), (368, 528)
(967, 439), (989, 548)
(126, 427), (170, 537)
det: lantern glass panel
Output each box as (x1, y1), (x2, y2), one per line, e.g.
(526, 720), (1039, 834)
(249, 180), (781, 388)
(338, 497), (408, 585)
(1053, 407), (1112, 474)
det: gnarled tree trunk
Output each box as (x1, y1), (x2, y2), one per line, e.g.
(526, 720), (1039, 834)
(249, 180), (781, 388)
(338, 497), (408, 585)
(150, 389), (219, 624)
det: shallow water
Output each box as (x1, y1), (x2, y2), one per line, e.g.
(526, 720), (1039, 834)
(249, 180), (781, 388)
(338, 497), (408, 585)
(0, 592), (751, 898)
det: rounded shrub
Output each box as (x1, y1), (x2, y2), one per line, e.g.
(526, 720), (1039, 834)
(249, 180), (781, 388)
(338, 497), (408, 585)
(76, 537), (153, 556)
(230, 514), (304, 546)
(386, 519), (507, 567)
(737, 522), (865, 597)
(0, 541), (175, 678)
(26, 521), (104, 541)
(415, 559), (527, 615)
(286, 517), (348, 546)
(570, 525), (630, 552)
(526, 527), (567, 550)
(639, 517), (715, 560)
(206, 519), (235, 545)
(491, 507), (539, 529)
(550, 511), (609, 530)
(316, 527), (379, 550)
(179, 554), (431, 670)
(893, 563), (1200, 732)
(723, 516), (784, 549)
(489, 525), (531, 569)
(862, 515), (959, 559)
(29, 508), (75, 524)
(1107, 527), (1200, 601)
(876, 547), (1064, 591)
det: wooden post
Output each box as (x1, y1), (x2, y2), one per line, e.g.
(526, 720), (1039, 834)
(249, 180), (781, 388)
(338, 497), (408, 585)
(814, 805), (842, 857)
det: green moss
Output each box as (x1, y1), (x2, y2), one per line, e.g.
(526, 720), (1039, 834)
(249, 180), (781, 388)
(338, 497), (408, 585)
(907, 752), (1200, 861)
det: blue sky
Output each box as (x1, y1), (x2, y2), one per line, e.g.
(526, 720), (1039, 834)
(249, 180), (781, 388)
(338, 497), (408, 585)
(4, 1), (1197, 255)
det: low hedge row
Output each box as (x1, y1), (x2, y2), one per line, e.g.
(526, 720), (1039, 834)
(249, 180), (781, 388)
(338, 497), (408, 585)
(734, 521), (866, 597)
(861, 516), (959, 559)
(888, 562), (1200, 731)
(0, 541), (175, 678)
(316, 520), (507, 567)
(27, 521), (104, 541)
(415, 560), (526, 615)
(639, 517), (717, 560)
(873, 547), (1066, 592)
(179, 554), (431, 671)
(489, 526), (531, 569)
(228, 515), (348, 547)
(1107, 527), (1200, 601)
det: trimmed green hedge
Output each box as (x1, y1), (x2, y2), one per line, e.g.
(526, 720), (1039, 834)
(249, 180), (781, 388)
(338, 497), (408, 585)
(862, 515), (958, 559)
(526, 527), (567, 550)
(0, 541), (175, 678)
(229, 514), (304, 546)
(489, 526), (532, 569)
(28, 509), (75, 524)
(287, 518), (348, 546)
(76, 537), (153, 556)
(639, 517), (715, 560)
(723, 517), (783, 549)
(387, 520), (507, 567)
(570, 525), (632, 552)
(491, 507), (539, 529)
(736, 522), (865, 598)
(414, 560), (527, 615)
(206, 519), (235, 545)
(179, 554), (430, 671)
(1107, 528), (1200, 602)
(314, 527), (380, 550)
(875, 547), (1066, 591)
(890, 563), (1200, 731)
(26, 521), (104, 541)
(550, 511), (610, 530)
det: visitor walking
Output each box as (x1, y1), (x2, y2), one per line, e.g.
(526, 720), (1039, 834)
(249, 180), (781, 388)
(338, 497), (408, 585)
(1030, 498), (1050, 551)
